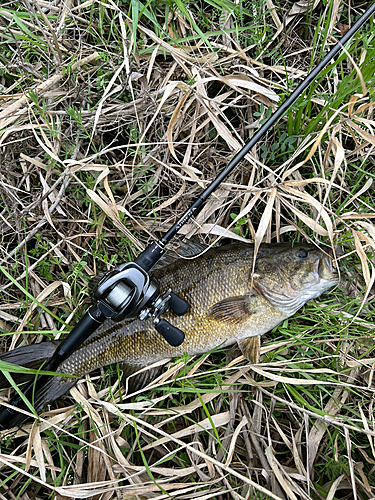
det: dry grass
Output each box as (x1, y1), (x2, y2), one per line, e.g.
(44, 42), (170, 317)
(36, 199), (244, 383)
(0, 0), (375, 499)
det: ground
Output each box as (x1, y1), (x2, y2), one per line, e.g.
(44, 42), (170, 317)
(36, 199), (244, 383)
(0, 0), (375, 499)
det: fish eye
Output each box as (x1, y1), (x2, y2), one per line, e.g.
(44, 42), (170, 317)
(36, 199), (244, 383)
(297, 249), (308, 259)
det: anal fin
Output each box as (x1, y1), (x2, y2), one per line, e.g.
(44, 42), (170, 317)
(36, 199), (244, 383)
(122, 363), (163, 395)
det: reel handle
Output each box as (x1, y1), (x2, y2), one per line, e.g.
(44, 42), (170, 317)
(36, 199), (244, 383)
(169, 292), (189, 316)
(155, 319), (185, 346)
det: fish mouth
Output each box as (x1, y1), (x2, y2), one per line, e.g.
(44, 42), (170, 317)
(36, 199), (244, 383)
(316, 255), (339, 284)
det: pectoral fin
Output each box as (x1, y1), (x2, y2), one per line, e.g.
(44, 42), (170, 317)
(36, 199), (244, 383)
(237, 336), (260, 364)
(208, 296), (254, 324)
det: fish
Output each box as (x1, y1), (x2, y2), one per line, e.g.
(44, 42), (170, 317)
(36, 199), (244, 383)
(0, 242), (338, 427)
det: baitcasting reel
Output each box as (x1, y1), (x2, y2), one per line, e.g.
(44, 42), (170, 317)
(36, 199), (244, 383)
(92, 259), (188, 345)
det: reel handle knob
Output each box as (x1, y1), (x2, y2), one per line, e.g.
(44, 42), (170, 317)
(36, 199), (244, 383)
(155, 319), (185, 346)
(169, 292), (189, 316)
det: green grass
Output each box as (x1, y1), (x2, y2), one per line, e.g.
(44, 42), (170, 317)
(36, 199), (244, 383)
(0, 0), (375, 498)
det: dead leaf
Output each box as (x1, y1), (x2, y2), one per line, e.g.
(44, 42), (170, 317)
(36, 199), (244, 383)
(337, 22), (350, 35)
(284, 0), (320, 22)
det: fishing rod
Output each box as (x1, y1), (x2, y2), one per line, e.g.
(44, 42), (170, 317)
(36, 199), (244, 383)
(0, 3), (374, 429)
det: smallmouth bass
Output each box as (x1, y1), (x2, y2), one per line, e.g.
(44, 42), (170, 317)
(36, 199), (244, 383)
(0, 242), (338, 426)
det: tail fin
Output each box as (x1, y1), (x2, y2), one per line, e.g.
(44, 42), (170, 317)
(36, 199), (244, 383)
(0, 341), (78, 428)
(0, 341), (59, 389)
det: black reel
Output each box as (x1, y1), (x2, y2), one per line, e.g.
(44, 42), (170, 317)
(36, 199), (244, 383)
(93, 261), (188, 346)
